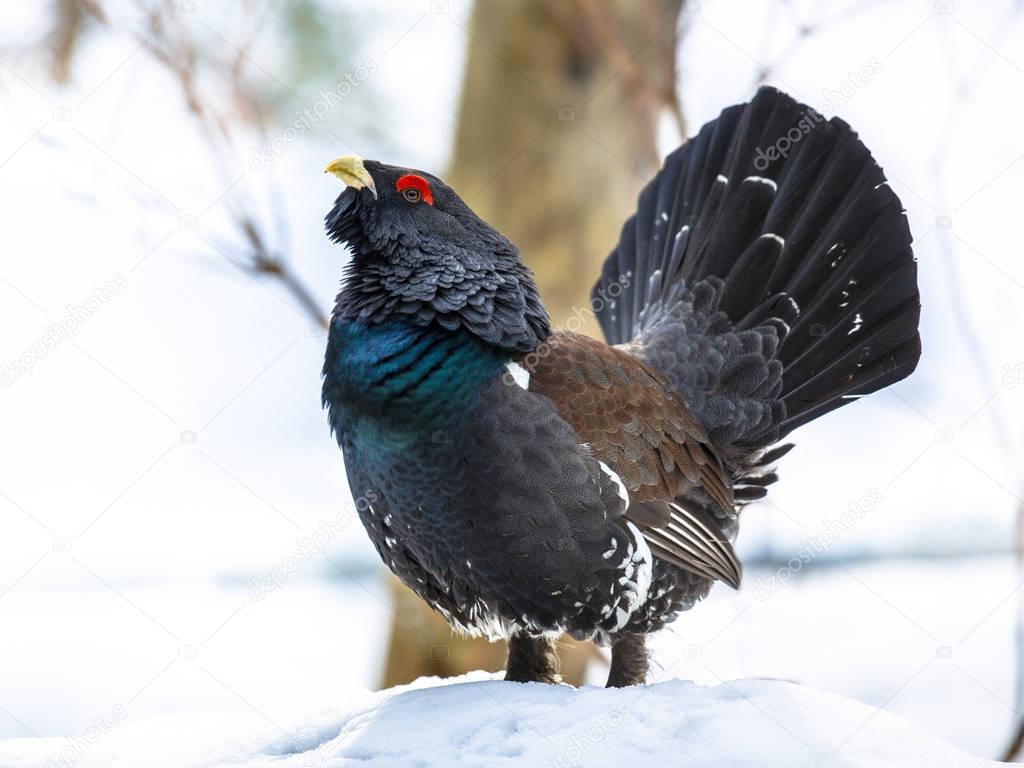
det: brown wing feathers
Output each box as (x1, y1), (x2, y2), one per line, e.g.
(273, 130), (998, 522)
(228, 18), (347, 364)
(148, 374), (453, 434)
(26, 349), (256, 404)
(520, 331), (741, 588)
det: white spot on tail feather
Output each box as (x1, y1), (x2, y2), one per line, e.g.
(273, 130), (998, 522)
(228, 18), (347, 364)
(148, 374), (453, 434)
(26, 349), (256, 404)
(745, 175), (778, 192)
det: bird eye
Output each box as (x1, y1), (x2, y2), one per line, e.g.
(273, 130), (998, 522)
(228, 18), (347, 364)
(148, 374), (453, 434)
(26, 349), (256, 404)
(395, 174), (434, 205)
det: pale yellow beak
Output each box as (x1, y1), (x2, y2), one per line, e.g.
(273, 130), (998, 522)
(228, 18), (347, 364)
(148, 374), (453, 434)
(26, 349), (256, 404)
(325, 155), (377, 197)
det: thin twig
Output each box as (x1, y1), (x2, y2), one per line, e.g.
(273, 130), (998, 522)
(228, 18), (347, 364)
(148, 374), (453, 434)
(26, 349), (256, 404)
(92, 0), (329, 329)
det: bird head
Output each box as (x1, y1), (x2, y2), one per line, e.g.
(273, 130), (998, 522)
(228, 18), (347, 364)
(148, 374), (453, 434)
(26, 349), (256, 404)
(324, 156), (550, 353)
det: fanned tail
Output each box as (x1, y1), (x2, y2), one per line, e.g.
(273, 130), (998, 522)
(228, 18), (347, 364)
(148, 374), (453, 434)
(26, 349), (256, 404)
(592, 86), (921, 464)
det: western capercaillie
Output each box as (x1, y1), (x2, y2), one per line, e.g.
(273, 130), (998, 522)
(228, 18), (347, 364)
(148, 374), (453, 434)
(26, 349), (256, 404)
(321, 87), (921, 687)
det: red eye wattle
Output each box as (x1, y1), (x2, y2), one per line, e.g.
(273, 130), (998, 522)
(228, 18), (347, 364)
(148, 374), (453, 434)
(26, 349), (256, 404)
(395, 174), (434, 205)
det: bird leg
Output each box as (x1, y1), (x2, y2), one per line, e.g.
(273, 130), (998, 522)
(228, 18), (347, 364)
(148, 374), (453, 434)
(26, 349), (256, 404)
(606, 633), (648, 687)
(504, 631), (561, 684)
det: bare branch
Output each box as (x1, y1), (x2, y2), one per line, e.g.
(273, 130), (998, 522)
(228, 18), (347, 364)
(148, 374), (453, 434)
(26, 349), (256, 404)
(90, 0), (328, 328)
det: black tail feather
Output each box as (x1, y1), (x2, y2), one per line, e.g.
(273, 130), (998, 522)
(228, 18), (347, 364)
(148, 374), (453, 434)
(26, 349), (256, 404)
(593, 87), (921, 456)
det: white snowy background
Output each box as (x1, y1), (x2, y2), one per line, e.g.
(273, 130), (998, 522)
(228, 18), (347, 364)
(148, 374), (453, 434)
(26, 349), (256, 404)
(1, 0), (1023, 764)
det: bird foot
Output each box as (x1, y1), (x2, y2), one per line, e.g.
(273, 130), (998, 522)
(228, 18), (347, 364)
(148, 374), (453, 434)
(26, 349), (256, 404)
(504, 632), (561, 684)
(606, 633), (648, 687)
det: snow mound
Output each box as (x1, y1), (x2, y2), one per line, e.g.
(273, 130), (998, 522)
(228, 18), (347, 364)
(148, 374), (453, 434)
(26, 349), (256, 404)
(0, 673), (999, 768)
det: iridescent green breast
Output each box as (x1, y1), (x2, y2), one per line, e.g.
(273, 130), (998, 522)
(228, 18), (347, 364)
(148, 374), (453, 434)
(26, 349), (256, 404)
(322, 319), (510, 451)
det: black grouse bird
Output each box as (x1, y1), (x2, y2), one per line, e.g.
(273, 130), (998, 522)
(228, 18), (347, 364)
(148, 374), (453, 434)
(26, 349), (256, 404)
(321, 87), (921, 687)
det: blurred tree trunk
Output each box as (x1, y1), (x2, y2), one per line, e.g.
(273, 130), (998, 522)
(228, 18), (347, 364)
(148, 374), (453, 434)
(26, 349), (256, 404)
(383, 0), (686, 689)
(449, 0), (686, 329)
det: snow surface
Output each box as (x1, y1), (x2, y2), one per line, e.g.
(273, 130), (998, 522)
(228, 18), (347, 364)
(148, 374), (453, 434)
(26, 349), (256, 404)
(0, 673), (1000, 768)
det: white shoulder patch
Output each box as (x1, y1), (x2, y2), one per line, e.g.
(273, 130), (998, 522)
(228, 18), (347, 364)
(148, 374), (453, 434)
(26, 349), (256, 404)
(505, 362), (530, 389)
